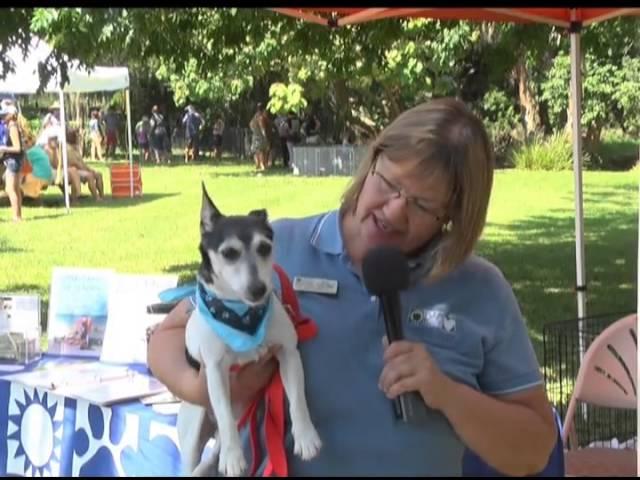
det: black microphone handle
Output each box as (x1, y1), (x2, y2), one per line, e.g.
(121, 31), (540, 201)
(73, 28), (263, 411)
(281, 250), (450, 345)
(379, 294), (428, 424)
(379, 293), (406, 420)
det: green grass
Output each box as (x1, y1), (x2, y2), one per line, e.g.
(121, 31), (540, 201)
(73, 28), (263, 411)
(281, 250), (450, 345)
(0, 157), (637, 361)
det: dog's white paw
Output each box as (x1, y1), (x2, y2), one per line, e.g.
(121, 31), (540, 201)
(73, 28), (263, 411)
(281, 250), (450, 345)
(293, 425), (322, 461)
(218, 445), (247, 477)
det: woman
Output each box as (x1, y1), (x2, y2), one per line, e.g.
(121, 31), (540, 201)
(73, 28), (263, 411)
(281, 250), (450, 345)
(65, 129), (104, 200)
(19, 120), (55, 199)
(0, 102), (24, 222)
(147, 98), (556, 476)
(249, 103), (270, 171)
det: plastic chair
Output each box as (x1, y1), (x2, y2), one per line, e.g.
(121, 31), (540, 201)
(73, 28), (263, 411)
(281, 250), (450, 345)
(562, 313), (637, 477)
(462, 407), (565, 477)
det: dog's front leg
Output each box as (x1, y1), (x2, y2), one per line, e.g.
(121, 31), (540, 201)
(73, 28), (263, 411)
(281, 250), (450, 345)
(276, 347), (322, 460)
(204, 357), (247, 477)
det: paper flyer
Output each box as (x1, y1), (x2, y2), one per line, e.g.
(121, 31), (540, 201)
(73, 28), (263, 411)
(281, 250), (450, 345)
(46, 268), (115, 358)
(100, 273), (178, 365)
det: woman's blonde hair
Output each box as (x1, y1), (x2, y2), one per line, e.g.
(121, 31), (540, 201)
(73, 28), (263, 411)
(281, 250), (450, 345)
(17, 114), (35, 146)
(341, 97), (495, 280)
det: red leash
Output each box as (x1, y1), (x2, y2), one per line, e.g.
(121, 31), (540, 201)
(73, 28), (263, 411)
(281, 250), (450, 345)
(236, 264), (317, 477)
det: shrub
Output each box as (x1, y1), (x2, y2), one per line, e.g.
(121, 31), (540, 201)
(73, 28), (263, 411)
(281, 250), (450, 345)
(589, 129), (639, 171)
(512, 132), (576, 171)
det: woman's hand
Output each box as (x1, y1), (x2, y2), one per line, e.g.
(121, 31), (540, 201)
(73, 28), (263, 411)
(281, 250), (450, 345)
(147, 299), (281, 414)
(378, 337), (453, 411)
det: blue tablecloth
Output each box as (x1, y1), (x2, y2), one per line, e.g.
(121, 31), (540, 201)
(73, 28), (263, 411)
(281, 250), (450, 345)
(0, 355), (183, 477)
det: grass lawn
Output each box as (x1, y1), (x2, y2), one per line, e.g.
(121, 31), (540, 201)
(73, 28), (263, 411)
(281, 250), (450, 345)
(0, 156), (637, 362)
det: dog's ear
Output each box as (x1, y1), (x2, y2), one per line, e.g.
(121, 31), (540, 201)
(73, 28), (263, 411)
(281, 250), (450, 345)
(249, 209), (268, 223)
(201, 181), (222, 233)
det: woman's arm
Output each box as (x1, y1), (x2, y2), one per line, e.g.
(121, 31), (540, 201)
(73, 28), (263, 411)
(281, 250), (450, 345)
(147, 298), (280, 412)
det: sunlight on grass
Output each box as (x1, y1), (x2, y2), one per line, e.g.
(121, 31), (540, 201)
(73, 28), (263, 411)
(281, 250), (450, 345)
(0, 160), (636, 368)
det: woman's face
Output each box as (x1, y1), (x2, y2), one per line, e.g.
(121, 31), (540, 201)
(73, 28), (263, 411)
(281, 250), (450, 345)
(352, 153), (451, 258)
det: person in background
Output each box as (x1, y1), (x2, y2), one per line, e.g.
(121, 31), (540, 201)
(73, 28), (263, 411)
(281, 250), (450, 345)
(103, 105), (120, 159)
(249, 103), (270, 172)
(276, 113), (290, 168)
(43, 133), (81, 204)
(135, 115), (151, 163)
(150, 105), (168, 164)
(65, 128), (104, 201)
(0, 101), (24, 222)
(18, 118), (55, 199)
(211, 116), (225, 160)
(183, 105), (204, 163)
(88, 109), (104, 162)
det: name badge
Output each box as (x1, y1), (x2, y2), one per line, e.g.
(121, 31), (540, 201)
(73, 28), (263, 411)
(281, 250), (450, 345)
(293, 276), (338, 296)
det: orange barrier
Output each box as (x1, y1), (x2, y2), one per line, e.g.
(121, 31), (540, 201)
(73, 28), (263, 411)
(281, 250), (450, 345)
(110, 163), (142, 198)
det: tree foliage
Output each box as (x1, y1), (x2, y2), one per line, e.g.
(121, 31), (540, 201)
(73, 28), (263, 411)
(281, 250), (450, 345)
(1, 8), (639, 154)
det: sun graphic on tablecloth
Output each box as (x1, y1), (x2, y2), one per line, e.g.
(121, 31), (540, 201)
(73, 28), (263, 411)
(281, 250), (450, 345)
(7, 388), (63, 476)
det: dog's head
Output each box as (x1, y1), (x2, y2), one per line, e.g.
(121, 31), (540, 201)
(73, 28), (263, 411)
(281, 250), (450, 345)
(198, 182), (274, 306)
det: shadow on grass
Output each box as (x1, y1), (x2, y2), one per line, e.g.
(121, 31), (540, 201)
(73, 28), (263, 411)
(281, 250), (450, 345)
(207, 166), (295, 179)
(479, 197), (637, 360)
(16, 192), (179, 210)
(132, 153), (254, 169)
(478, 186), (636, 433)
(0, 237), (27, 253)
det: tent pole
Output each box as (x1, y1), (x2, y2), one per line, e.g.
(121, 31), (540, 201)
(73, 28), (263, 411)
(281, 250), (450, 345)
(58, 88), (70, 213)
(570, 18), (587, 360)
(125, 88), (134, 197)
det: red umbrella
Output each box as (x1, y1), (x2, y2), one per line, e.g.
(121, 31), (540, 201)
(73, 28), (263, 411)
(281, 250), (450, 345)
(270, 7), (640, 322)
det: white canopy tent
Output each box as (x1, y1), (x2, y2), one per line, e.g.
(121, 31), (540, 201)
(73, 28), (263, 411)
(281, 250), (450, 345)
(0, 37), (135, 211)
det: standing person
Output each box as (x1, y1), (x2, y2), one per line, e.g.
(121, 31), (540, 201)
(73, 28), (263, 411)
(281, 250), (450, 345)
(182, 105), (204, 163)
(103, 105), (120, 159)
(276, 113), (290, 168)
(150, 105), (168, 164)
(135, 115), (151, 163)
(147, 98), (557, 476)
(286, 110), (301, 167)
(88, 109), (104, 162)
(0, 102), (24, 222)
(211, 117), (225, 160)
(249, 103), (270, 171)
(36, 102), (62, 147)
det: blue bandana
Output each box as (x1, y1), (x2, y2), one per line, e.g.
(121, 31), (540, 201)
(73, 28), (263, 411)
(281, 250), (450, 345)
(159, 281), (273, 353)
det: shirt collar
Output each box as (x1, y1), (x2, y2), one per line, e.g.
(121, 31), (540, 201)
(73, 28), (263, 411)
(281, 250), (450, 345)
(309, 209), (344, 255)
(307, 208), (441, 284)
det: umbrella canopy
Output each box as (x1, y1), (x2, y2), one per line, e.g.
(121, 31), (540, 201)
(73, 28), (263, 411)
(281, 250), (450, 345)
(269, 8), (640, 322)
(272, 8), (640, 28)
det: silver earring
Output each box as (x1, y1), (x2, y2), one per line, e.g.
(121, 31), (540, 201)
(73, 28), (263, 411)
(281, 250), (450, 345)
(441, 220), (453, 233)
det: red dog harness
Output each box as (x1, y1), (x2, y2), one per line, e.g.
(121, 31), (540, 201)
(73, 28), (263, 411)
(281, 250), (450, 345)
(235, 264), (317, 477)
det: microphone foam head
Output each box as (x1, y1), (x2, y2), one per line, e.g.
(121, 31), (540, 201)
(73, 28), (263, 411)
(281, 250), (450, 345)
(362, 245), (410, 295)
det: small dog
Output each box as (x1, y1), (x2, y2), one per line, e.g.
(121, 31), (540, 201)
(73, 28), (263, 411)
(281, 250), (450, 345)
(176, 183), (321, 476)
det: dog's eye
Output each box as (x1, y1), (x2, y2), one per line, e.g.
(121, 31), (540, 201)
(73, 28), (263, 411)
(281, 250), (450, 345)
(256, 242), (272, 257)
(221, 247), (241, 262)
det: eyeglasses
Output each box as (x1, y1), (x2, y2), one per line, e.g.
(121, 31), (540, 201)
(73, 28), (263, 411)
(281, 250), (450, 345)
(370, 162), (444, 222)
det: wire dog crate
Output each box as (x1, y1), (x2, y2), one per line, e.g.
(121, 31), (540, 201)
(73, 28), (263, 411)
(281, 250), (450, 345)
(542, 311), (637, 450)
(291, 145), (368, 176)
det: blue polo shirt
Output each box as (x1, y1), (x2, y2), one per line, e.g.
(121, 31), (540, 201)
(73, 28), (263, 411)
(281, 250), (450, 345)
(242, 209), (542, 476)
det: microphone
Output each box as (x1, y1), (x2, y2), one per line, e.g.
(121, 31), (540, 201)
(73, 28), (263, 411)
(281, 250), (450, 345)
(362, 245), (428, 424)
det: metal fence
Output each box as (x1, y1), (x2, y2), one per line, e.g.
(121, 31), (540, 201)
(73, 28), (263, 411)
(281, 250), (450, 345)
(542, 311), (637, 449)
(290, 145), (369, 176)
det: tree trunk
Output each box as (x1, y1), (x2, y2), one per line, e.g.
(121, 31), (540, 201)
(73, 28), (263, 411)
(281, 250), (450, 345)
(514, 57), (541, 138)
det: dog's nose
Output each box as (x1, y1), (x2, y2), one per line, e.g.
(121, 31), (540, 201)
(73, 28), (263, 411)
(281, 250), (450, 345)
(248, 282), (267, 301)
